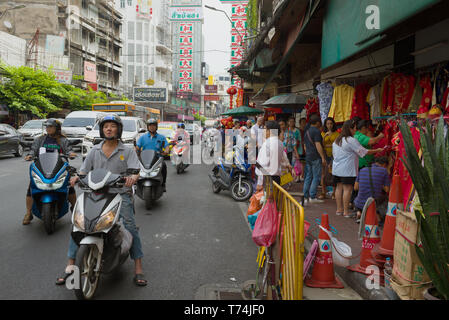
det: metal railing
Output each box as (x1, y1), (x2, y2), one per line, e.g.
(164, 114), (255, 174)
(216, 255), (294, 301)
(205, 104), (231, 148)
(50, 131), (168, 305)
(265, 178), (305, 300)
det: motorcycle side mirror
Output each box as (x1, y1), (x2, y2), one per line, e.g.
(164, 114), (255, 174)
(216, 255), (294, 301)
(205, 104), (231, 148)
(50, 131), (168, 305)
(138, 128), (146, 133)
(86, 126), (93, 131)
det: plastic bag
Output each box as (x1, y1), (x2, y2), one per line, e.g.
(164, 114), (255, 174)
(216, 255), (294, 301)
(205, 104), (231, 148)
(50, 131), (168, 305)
(319, 225), (352, 267)
(252, 198), (279, 247)
(247, 190), (264, 216)
(247, 209), (261, 231)
(294, 160), (303, 177)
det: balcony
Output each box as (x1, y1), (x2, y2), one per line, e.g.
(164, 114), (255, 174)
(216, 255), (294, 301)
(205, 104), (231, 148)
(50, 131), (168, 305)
(155, 58), (172, 72)
(156, 41), (172, 55)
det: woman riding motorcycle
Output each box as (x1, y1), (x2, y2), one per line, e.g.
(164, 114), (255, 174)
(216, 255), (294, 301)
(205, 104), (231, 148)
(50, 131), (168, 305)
(22, 119), (77, 225)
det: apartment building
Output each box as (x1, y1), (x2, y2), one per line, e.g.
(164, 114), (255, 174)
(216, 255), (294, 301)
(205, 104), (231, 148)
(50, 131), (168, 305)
(0, 0), (123, 94)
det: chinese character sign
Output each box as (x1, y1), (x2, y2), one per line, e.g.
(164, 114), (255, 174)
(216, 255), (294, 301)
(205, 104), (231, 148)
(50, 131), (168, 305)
(178, 23), (194, 92)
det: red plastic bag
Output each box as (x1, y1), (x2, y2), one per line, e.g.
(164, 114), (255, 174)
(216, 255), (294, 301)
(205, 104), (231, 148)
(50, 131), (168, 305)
(294, 160), (302, 177)
(252, 198), (279, 247)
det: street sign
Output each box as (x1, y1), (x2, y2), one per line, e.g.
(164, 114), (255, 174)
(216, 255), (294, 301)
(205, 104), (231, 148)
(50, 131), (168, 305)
(146, 79), (155, 86)
(133, 87), (168, 103)
(205, 85), (217, 94)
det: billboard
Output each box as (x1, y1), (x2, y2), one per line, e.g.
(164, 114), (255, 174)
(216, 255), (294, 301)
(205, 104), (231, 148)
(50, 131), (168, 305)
(170, 6), (203, 21)
(133, 87), (168, 103)
(84, 61), (97, 83)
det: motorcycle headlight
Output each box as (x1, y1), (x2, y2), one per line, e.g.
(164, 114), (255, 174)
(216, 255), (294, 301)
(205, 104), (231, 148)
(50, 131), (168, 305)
(123, 138), (135, 144)
(149, 160), (162, 177)
(32, 171), (67, 190)
(94, 204), (120, 232)
(74, 205), (85, 231)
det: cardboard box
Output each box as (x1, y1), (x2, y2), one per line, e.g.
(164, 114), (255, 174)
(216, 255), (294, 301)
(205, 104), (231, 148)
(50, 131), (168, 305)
(391, 210), (432, 300)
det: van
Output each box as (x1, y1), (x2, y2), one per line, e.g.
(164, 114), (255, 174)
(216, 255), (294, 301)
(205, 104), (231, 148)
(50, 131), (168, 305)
(62, 111), (107, 147)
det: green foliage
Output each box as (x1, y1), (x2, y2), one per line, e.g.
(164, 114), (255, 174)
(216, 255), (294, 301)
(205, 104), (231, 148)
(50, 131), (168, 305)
(247, 0), (259, 34)
(399, 117), (449, 300)
(0, 60), (116, 117)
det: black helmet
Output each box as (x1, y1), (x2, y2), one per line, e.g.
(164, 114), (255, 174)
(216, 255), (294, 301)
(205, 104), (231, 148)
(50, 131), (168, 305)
(146, 118), (158, 130)
(99, 114), (123, 140)
(177, 123), (185, 129)
(44, 118), (62, 134)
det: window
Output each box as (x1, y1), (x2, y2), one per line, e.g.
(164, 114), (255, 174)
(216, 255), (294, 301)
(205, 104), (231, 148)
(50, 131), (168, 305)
(144, 45), (149, 64)
(127, 0), (132, 6)
(136, 44), (142, 63)
(120, 0), (125, 8)
(136, 22), (142, 41)
(144, 66), (148, 83)
(144, 23), (149, 42)
(136, 66), (142, 84)
(128, 43), (134, 63)
(128, 65), (135, 84)
(128, 21), (134, 40)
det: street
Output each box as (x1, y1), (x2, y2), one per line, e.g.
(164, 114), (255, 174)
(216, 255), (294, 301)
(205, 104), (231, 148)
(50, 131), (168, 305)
(0, 152), (258, 300)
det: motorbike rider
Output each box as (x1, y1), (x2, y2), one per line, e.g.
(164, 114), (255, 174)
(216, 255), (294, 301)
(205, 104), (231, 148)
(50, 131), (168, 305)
(136, 118), (168, 192)
(173, 123), (190, 144)
(23, 119), (77, 225)
(55, 114), (148, 287)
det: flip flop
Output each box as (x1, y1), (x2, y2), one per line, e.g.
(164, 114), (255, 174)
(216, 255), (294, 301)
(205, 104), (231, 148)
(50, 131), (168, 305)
(134, 274), (148, 287)
(336, 212), (343, 216)
(55, 270), (73, 285)
(343, 212), (357, 218)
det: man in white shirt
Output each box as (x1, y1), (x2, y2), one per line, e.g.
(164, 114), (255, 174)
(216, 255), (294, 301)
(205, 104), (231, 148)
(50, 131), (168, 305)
(256, 121), (292, 190)
(251, 116), (265, 155)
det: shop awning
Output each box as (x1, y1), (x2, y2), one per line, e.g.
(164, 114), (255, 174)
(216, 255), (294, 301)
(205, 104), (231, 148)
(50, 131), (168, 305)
(253, 0), (322, 98)
(321, 0), (442, 70)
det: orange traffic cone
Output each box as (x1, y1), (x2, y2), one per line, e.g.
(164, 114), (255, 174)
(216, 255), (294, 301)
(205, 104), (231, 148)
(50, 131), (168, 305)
(347, 199), (381, 274)
(378, 173), (403, 257)
(305, 213), (344, 289)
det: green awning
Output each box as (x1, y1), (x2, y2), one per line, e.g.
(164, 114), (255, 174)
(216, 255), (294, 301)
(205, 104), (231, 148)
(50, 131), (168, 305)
(321, 0), (441, 69)
(222, 106), (264, 116)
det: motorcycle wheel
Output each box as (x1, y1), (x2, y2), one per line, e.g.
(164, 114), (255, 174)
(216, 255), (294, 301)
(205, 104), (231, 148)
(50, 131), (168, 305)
(230, 179), (253, 202)
(176, 165), (182, 174)
(74, 244), (100, 300)
(42, 202), (55, 235)
(144, 186), (153, 210)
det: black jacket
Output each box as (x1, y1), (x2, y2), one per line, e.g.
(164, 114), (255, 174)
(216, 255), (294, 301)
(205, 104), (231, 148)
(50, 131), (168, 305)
(29, 135), (72, 157)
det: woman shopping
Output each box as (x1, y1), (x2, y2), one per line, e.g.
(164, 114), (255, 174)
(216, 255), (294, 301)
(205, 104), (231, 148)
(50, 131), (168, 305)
(320, 117), (339, 199)
(332, 119), (383, 218)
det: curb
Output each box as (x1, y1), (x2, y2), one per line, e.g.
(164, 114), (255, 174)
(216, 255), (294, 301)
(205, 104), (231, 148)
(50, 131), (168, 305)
(304, 237), (400, 300)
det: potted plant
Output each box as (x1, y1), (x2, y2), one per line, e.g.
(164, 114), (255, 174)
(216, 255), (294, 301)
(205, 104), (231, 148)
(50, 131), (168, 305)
(399, 117), (449, 300)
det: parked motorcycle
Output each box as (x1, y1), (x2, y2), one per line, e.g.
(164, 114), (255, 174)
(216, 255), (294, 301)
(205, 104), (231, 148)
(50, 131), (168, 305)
(208, 147), (253, 201)
(70, 168), (136, 300)
(171, 136), (189, 174)
(27, 147), (78, 234)
(135, 149), (164, 210)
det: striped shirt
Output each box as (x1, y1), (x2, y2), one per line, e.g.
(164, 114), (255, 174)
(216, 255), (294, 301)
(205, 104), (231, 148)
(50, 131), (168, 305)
(354, 164), (391, 210)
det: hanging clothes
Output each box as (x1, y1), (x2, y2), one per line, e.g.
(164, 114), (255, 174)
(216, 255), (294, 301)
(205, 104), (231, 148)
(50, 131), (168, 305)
(316, 82), (334, 124)
(305, 97), (319, 122)
(328, 84), (355, 123)
(367, 84), (382, 120)
(408, 74), (423, 113)
(417, 74), (433, 118)
(351, 83), (371, 120)
(381, 73), (415, 115)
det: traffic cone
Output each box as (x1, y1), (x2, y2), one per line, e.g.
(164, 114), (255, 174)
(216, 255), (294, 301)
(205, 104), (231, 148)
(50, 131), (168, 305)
(377, 173), (403, 258)
(347, 199), (382, 274)
(305, 213), (344, 289)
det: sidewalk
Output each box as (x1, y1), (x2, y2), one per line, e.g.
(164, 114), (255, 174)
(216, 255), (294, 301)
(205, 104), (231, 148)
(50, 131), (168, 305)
(288, 182), (399, 300)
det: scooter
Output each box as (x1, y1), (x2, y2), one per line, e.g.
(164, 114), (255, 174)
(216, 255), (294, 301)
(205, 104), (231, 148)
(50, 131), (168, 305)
(135, 149), (164, 210)
(28, 150), (77, 234)
(171, 136), (189, 174)
(70, 168), (136, 300)
(208, 147), (253, 202)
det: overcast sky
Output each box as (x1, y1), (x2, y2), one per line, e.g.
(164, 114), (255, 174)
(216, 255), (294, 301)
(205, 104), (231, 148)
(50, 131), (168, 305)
(202, 0), (232, 76)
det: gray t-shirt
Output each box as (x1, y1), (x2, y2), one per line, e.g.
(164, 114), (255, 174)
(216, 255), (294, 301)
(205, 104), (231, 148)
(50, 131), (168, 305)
(304, 126), (323, 161)
(80, 141), (140, 194)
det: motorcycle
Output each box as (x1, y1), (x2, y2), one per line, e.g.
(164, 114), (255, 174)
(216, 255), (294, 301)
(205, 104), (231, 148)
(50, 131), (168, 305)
(27, 148), (77, 234)
(135, 149), (164, 210)
(70, 168), (136, 300)
(208, 147), (253, 202)
(171, 136), (189, 174)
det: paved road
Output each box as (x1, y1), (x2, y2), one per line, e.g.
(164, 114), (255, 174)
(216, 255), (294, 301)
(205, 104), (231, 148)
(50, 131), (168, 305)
(0, 152), (258, 300)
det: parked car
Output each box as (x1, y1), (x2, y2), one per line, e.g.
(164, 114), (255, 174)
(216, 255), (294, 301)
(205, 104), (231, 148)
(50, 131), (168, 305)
(17, 119), (46, 145)
(82, 116), (147, 160)
(62, 111), (107, 148)
(0, 123), (24, 157)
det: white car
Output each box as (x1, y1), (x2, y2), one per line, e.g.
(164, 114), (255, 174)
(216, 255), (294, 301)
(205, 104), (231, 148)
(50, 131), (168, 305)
(17, 119), (47, 144)
(62, 111), (107, 148)
(82, 116), (147, 160)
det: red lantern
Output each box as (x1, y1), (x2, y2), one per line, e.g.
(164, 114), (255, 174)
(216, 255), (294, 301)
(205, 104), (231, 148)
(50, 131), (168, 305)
(227, 86), (238, 109)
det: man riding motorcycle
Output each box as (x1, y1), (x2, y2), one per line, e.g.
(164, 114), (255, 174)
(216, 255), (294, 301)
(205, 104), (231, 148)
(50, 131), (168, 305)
(136, 118), (168, 192)
(55, 114), (148, 287)
(23, 119), (77, 225)
(173, 123), (190, 144)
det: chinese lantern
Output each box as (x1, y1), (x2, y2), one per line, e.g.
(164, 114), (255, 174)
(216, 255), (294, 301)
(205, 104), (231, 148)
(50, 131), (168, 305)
(227, 86), (238, 109)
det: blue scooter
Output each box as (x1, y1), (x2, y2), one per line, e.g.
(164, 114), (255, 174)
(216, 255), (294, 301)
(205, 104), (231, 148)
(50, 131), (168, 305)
(29, 151), (76, 234)
(208, 146), (253, 202)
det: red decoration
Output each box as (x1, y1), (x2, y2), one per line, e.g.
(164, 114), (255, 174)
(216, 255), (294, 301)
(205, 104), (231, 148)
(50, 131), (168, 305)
(227, 86), (238, 109)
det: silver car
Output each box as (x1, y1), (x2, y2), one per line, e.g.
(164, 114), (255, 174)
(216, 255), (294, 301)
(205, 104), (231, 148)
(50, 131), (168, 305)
(17, 119), (46, 144)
